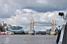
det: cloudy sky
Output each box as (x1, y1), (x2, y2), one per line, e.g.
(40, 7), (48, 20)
(0, 0), (67, 18)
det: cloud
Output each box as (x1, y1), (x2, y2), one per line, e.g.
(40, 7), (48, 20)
(36, 0), (48, 4)
(0, 0), (67, 18)
(4, 9), (36, 25)
(0, 9), (64, 26)
(36, 0), (67, 6)
(0, 0), (34, 18)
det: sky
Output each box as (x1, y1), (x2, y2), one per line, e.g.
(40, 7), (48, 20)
(2, 9), (64, 26)
(0, 0), (67, 18)
(0, 0), (66, 26)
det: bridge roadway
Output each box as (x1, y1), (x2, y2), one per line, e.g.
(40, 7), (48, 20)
(0, 35), (57, 44)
